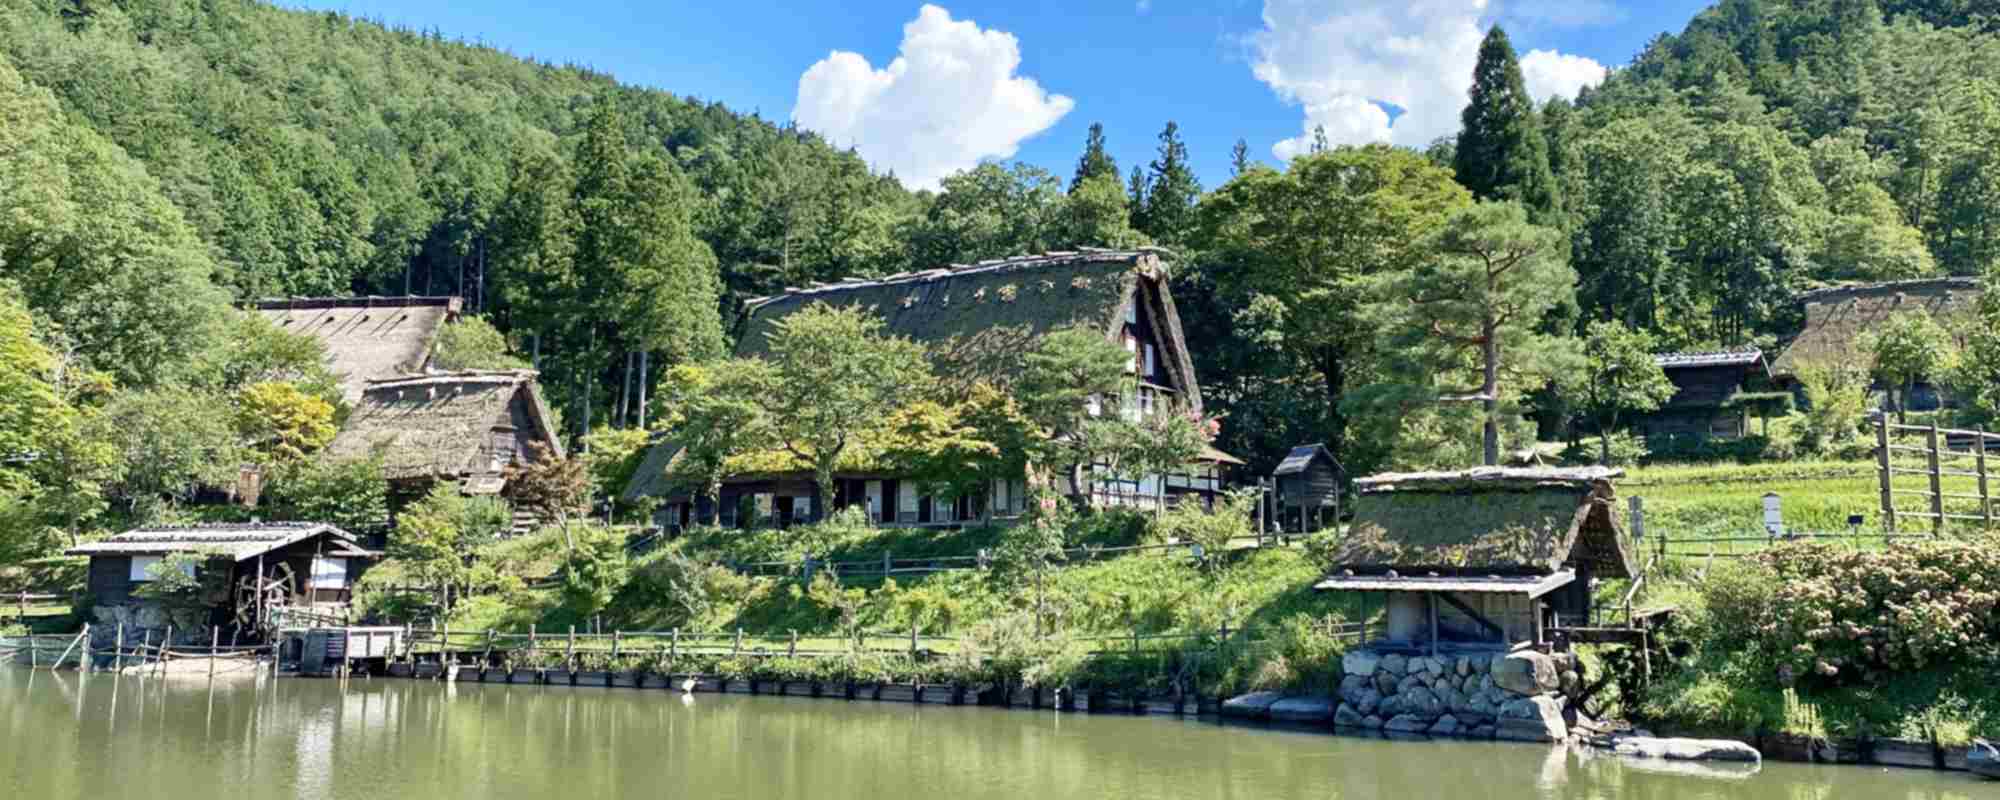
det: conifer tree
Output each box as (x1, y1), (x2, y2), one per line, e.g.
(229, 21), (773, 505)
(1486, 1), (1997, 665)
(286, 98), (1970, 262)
(1070, 122), (1119, 193)
(1137, 121), (1201, 247)
(1230, 139), (1251, 176)
(1453, 27), (1562, 223)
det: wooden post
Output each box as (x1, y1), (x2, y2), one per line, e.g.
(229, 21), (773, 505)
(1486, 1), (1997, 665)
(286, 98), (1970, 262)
(1928, 422), (1945, 535)
(210, 627), (219, 678)
(670, 628), (679, 661)
(160, 625), (173, 676)
(909, 621), (919, 658)
(883, 550), (892, 576)
(1427, 594), (1439, 658)
(732, 628), (742, 656)
(612, 631), (622, 662)
(1878, 414), (1896, 533)
(15, 589), (23, 622)
(485, 630), (495, 665)
(1978, 429), (1992, 528)
(787, 630), (797, 658)
(566, 625), (575, 667)
(115, 622), (126, 671)
(81, 623), (92, 672)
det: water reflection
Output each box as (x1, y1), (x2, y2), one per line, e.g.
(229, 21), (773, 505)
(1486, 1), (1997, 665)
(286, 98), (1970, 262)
(0, 667), (1987, 800)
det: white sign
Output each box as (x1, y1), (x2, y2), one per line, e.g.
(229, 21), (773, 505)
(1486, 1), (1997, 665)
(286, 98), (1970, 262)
(1762, 493), (1784, 537)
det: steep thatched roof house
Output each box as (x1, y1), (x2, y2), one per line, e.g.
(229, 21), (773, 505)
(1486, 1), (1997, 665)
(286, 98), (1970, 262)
(69, 522), (376, 629)
(623, 248), (1238, 529)
(256, 296), (462, 404)
(1633, 349), (1770, 442)
(321, 371), (563, 497)
(1770, 278), (1982, 385)
(1314, 467), (1636, 651)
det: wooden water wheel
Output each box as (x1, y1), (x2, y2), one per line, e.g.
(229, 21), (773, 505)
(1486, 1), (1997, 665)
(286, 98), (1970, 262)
(235, 562), (297, 628)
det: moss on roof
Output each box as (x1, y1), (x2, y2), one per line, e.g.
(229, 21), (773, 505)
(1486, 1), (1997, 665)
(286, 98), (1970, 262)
(1771, 278), (1981, 376)
(1332, 468), (1635, 578)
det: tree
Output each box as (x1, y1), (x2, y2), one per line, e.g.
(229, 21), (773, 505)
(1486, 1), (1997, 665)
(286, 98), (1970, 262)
(506, 442), (593, 532)
(1230, 139), (1252, 176)
(754, 303), (930, 511)
(429, 316), (529, 371)
(1576, 321), (1676, 464)
(1864, 309), (1956, 422)
(1453, 26), (1561, 222)
(1380, 201), (1579, 465)
(234, 381), (336, 465)
(266, 455), (390, 530)
(880, 384), (1023, 520)
(1070, 122), (1119, 192)
(1193, 145), (1471, 468)
(88, 386), (242, 518)
(657, 361), (773, 523)
(911, 162), (1065, 264)
(390, 485), (482, 606)
(1016, 326), (1134, 497)
(0, 280), (63, 464)
(1058, 172), (1146, 249)
(1136, 121), (1202, 247)
(1945, 276), (2000, 425)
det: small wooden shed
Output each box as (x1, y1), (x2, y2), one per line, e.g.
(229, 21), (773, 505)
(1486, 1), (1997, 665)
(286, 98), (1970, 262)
(1313, 467), (1637, 653)
(68, 522), (378, 631)
(1273, 443), (1342, 532)
(1636, 349), (1770, 442)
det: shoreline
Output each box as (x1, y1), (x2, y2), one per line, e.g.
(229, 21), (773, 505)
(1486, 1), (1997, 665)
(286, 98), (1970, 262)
(359, 661), (1988, 777)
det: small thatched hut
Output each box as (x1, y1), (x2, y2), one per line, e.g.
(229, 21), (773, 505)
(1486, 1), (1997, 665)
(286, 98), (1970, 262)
(320, 370), (563, 498)
(255, 296), (462, 404)
(68, 522), (376, 630)
(622, 249), (1240, 529)
(1314, 467), (1636, 653)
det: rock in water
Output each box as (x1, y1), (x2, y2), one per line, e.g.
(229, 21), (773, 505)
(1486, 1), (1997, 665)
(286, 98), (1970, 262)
(1494, 696), (1568, 742)
(1384, 714), (1431, 734)
(1428, 714), (1464, 737)
(1334, 704), (1366, 728)
(1969, 739), (1999, 779)
(1221, 692), (1283, 719)
(1268, 696), (1335, 723)
(1491, 651), (1560, 696)
(1612, 736), (1763, 765)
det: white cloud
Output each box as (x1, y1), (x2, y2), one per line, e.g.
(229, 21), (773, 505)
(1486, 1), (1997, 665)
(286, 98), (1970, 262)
(794, 5), (1074, 190)
(1519, 49), (1607, 102)
(1249, 0), (1606, 159)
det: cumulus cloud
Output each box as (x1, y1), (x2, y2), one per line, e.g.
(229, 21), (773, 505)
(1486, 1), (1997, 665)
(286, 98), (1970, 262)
(794, 5), (1074, 190)
(1250, 0), (1606, 159)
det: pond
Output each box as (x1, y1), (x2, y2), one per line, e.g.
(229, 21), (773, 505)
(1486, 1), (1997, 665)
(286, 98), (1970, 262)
(0, 667), (1986, 799)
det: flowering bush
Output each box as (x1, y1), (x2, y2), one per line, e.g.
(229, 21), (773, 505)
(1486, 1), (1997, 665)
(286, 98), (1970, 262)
(1743, 540), (2000, 684)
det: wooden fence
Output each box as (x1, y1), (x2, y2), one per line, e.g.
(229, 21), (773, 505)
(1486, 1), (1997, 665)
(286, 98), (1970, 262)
(1875, 415), (1997, 533)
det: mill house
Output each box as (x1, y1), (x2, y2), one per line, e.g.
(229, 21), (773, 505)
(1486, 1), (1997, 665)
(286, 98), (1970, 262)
(623, 248), (1242, 530)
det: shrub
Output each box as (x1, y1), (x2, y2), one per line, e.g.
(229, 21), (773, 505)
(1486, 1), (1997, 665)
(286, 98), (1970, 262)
(1751, 541), (2000, 683)
(1794, 362), (1870, 456)
(266, 455), (389, 529)
(1561, 432), (1650, 466)
(610, 549), (750, 630)
(1148, 490), (1256, 562)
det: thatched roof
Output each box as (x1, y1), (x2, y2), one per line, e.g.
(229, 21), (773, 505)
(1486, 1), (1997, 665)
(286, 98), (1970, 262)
(319, 370), (563, 484)
(1770, 278), (1981, 377)
(734, 249), (1201, 408)
(67, 522), (370, 561)
(620, 436), (684, 502)
(256, 296), (461, 404)
(1329, 467), (1636, 579)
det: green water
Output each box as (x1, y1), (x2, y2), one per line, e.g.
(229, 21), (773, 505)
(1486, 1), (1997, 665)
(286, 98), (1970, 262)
(0, 667), (1985, 799)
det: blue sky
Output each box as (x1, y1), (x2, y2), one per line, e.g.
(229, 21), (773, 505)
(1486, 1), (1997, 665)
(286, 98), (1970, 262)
(291, 0), (1715, 190)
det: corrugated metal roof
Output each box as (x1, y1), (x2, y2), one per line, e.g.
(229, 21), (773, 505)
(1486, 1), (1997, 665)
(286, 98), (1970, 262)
(1654, 348), (1764, 369)
(1273, 443), (1335, 476)
(1313, 569), (1575, 598)
(66, 522), (359, 561)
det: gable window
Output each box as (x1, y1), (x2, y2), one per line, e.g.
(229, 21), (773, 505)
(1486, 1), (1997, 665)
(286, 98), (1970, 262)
(310, 557), (350, 590)
(1144, 343), (1156, 377)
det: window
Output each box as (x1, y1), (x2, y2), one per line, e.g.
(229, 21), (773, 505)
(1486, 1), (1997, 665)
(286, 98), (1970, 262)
(796, 495), (814, 521)
(898, 481), (919, 523)
(1144, 343), (1156, 376)
(866, 481), (884, 523)
(1125, 335), (1138, 373)
(1125, 298), (1138, 325)
(129, 555), (194, 583)
(310, 557), (350, 590)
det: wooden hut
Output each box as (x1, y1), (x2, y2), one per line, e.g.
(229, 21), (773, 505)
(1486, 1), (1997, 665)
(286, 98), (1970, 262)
(319, 370), (563, 502)
(1634, 349), (1769, 442)
(255, 296), (462, 405)
(1313, 467), (1637, 653)
(622, 249), (1241, 529)
(1272, 443), (1342, 532)
(1771, 278), (1982, 405)
(67, 522), (376, 630)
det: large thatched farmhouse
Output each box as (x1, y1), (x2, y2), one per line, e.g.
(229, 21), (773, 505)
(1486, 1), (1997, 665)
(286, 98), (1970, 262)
(623, 249), (1241, 529)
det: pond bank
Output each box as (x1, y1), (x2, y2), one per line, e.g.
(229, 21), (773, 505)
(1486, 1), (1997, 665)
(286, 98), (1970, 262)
(367, 659), (1992, 777)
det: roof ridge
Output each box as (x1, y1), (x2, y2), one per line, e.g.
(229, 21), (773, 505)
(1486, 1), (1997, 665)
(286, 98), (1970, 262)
(1797, 276), (1982, 302)
(741, 249), (1162, 313)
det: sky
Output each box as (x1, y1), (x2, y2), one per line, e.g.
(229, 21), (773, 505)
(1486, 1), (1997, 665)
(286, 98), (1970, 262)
(289, 0), (1717, 191)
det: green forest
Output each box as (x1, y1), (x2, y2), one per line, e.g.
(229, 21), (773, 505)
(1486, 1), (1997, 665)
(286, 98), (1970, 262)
(5, 0), (2000, 551)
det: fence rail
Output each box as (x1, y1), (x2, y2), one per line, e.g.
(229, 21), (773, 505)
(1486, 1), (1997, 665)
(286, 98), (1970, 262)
(1876, 415), (1996, 533)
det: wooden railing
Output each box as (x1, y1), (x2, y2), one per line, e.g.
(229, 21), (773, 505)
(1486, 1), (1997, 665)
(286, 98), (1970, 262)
(1875, 414), (1996, 533)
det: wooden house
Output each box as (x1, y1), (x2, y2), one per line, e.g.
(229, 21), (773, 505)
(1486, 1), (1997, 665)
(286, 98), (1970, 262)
(255, 296), (462, 405)
(1771, 277), (1982, 407)
(319, 370), (564, 500)
(622, 248), (1241, 530)
(1272, 443), (1342, 532)
(68, 522), (376, 630)
(1634, 349), (1769, 442)
(1313, 467), (1637, 653)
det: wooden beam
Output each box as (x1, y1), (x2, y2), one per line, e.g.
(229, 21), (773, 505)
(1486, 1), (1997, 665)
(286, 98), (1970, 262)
(1436, 592), (1505, 640)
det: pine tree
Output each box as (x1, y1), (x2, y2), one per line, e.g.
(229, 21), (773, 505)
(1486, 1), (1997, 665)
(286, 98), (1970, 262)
(1126, 165), (1147, 221)
(1230, 139), (1251, 176)
(1453, 27), (1562, 223)
(1137, 121), (1201, 247)
(1070, 122), (1119, 193)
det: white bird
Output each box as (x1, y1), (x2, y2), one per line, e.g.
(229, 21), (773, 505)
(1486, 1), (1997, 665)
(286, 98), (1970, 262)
(681, 677), (697, 694)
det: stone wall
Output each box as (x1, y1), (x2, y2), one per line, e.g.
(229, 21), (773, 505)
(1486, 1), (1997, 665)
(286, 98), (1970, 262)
(1334, 648), (1581, 742)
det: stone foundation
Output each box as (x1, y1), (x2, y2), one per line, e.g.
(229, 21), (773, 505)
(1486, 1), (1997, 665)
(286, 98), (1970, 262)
(1335, 648), (1579, 742)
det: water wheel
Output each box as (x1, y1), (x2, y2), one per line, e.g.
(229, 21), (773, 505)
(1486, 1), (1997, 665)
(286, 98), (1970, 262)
(235, 562), (297, 628)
